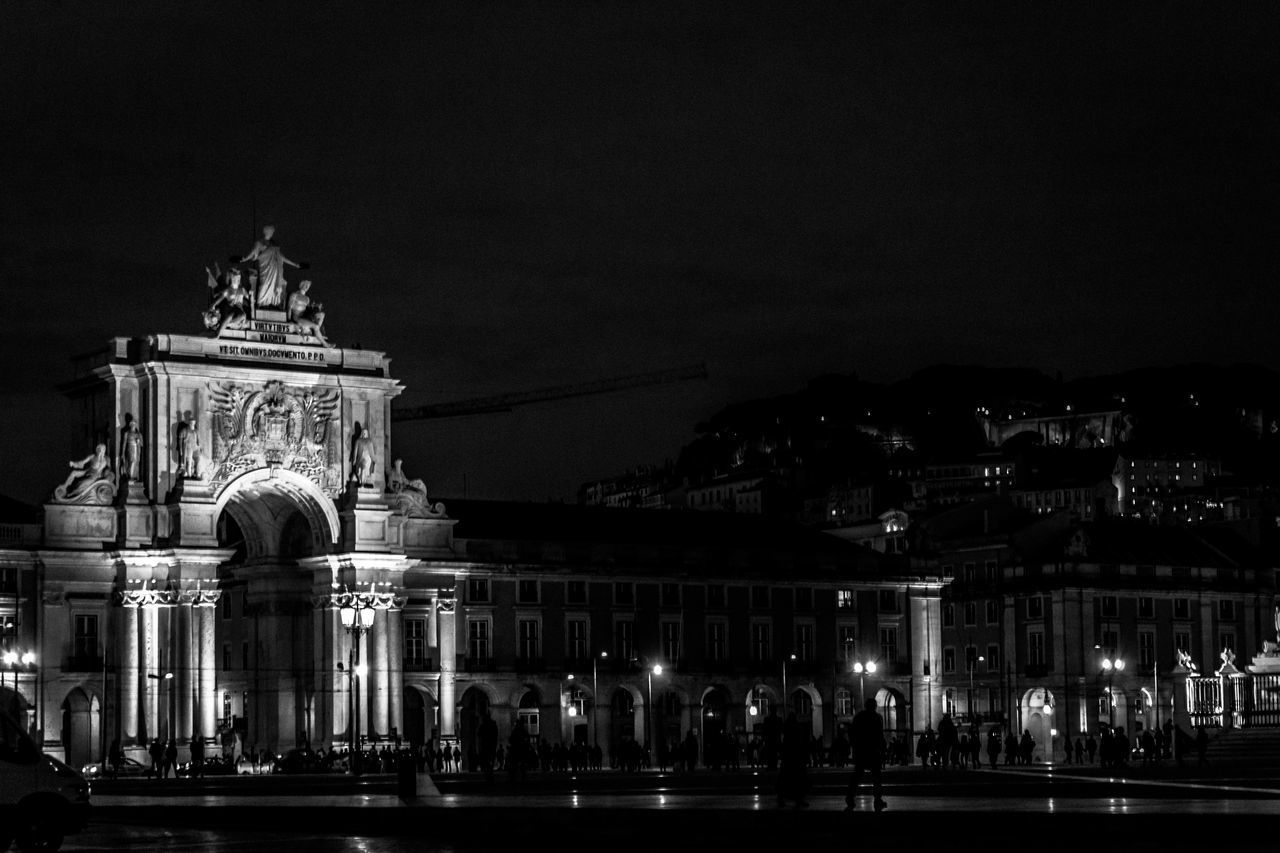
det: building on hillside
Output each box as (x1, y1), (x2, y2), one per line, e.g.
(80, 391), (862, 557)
(1008, 448), (1119, 520)
(1113, 453), (1222, 521)
(919, 498), (1277, 761)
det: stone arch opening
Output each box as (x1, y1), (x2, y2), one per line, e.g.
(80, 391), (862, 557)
(61, 687), (99, 768)
(459, 686), (493, 771)
(1021, 687), (1056, 762)
(403, 685), (435, 749)
(214, 468), (340, 562)
(874, 686), (908, 733)
(515, 686), (543, 740)
(609, 687), (636, 756)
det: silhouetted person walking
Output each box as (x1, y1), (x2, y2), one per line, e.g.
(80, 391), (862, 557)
(845, 698), (887, 812)
(776, 711), (810, 808)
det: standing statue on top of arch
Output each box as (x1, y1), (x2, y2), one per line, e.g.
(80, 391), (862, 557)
(239, 224), (303, 309)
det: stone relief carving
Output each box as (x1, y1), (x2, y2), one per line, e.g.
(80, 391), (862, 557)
(207, 379), (341, 496)
(203, 265), (254, 337)
(51, 443), (117, 504)
(120, 588), (180, 607)
(386, 458), (446, 519)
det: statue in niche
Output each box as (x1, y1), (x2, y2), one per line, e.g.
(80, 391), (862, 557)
(121, 420), (143, 482)
(204, 267), (254, 337)
(287, 280), (333, 347)
(386, 458), (446, 518)
(351, 424), (376, 487)
(176, 417), (202, 479)
(239, 224), (301, 309)
(52, 443), (116, 504)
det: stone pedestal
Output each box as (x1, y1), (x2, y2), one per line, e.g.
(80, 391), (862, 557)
(44, 504), (118, 549)
(1246, 642), (1280, 675)
(117, 481), (154, 547)
(340, 485), (396, 552)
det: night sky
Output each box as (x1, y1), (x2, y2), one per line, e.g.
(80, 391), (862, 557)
(3, 2), (1279, 507)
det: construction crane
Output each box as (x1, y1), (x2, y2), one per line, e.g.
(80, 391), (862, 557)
(390, 363), (709, 423)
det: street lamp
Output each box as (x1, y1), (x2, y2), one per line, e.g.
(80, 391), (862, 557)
(968, 653), (985, 720)
(340, 600), (377, 775)
(852, 660), (877, 706)
(646, 664), (664, 756)
(781, 653), (796, 715)
(592, 651), (607, 749)
(1, 650), (35, 692)
(1101, 657), (1125, 728)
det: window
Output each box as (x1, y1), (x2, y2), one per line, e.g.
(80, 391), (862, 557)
(795, 587), (812, 610)
(985, 560), (998, 583)
(706, 584), (726, 609)
(1219, 600), (1235, 620)
(879, 626), (898, 664)
(517, 580), (539, 604)
(963, 563), (976, 584)
(1139, 630), (1155, 670)
(751, 622), (772, 662)
(942, 605), (955, 627)
(964, 602), (977, 627)
(566, 580), (588, 605)
(1027, 597), (1044, 619)
(517, 619), (540, 660)
(943, 646), (956, 674)
(614, 619), (634, 662)
(835, 689), (853, 717)
(838, 625), (857, 666)
(986, 600), (1000, 625)
(240, 591), (249, 618)
(467, 578), (490, 603)
(73, 614), (98, 660)
(966, 645), (979, 672)
(1028, 630), (1045, 666)
(661, 583), (681, 608)
(567, 619), (588, 660)
(221, 590), (233, 621)
(986, 645), (1001, 672)
(795, 623), (814, 662)
(707, 622), (727, 663)
(837, 589), (855, 610)
(751, 586), (771, 609)
(877, 590), (899, 613)
(614, 582), (635, 606)
(1101, 630), (1118, 660)
(941, 564), (954, 579)
(662, 621), (681, 662)
(467, 619), (491, 661)
(221, 643), (231, 672)
(1101, 596), (1118, 617)
(404, 618), (427, 667)
(1138, 597), (1154, 619)
(241, 642), (250, 670)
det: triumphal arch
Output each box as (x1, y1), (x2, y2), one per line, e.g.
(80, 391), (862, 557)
(37, 232), (458, 763)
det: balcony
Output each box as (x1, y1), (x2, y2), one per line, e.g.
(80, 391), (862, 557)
(515, 656), (546, 673)
(464, 656), (495, 672)
(63, 655), (105, 673)
(1024, 663), (1050, 679)
(403, 657), (435, 673)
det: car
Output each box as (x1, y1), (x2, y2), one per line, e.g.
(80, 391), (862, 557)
(80, 756), (153, 780)
(175, 757), (237, 778)
(272, 747), (337, 774)
(1, 709), (91, 853)
(235, 755), (273, 775)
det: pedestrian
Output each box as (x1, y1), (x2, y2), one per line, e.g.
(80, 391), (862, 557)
(762, 708), (782, 772)
(916, 727), (933, 768)
(986, 727), (1001, 768)
(1019, 730), (1034, 765)
(1004, 730), (1017, 766)
(478, 709), (498, 782)
(148, 738), (164, 777)
(1074, 737), (1084, 764)
(108, 737), (124, 780)
(163, 739), (178, 778)
(190, 733), (205, 779)
(509, 719), (530, 782)
(845, 697), (888, 812)
(776, 711), (810, 808)
(1086, 733), (1097, 764)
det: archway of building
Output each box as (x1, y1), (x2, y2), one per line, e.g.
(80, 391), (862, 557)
(874, 687), (908, 733)
(789, 684), (824, 740)
(213, 468), (340, 562)
(609, 687), (637, 759)
(1097, 686), (1129, 736)
(1021, 687), (1056, 762)
(700, 685), (733, 767)
(403, 685), (435, 751)
(653, 686), (689, 762)
(745, 683), (779, 736)
(61, 687), (100, 768)
(459, 685), (495, 771)
(515, 686), (544, 745)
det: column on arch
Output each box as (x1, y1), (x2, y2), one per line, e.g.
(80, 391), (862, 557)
(119, 600), (141, 745)
(176, 601), (193, 742)
(372, 607), (390, 738)
(436, 596), (457, 740)
(196, 596), (219, 740)
(388, 606), (404, 742)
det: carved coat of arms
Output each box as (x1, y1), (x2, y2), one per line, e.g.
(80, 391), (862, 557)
(207, 380), (341, 496)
